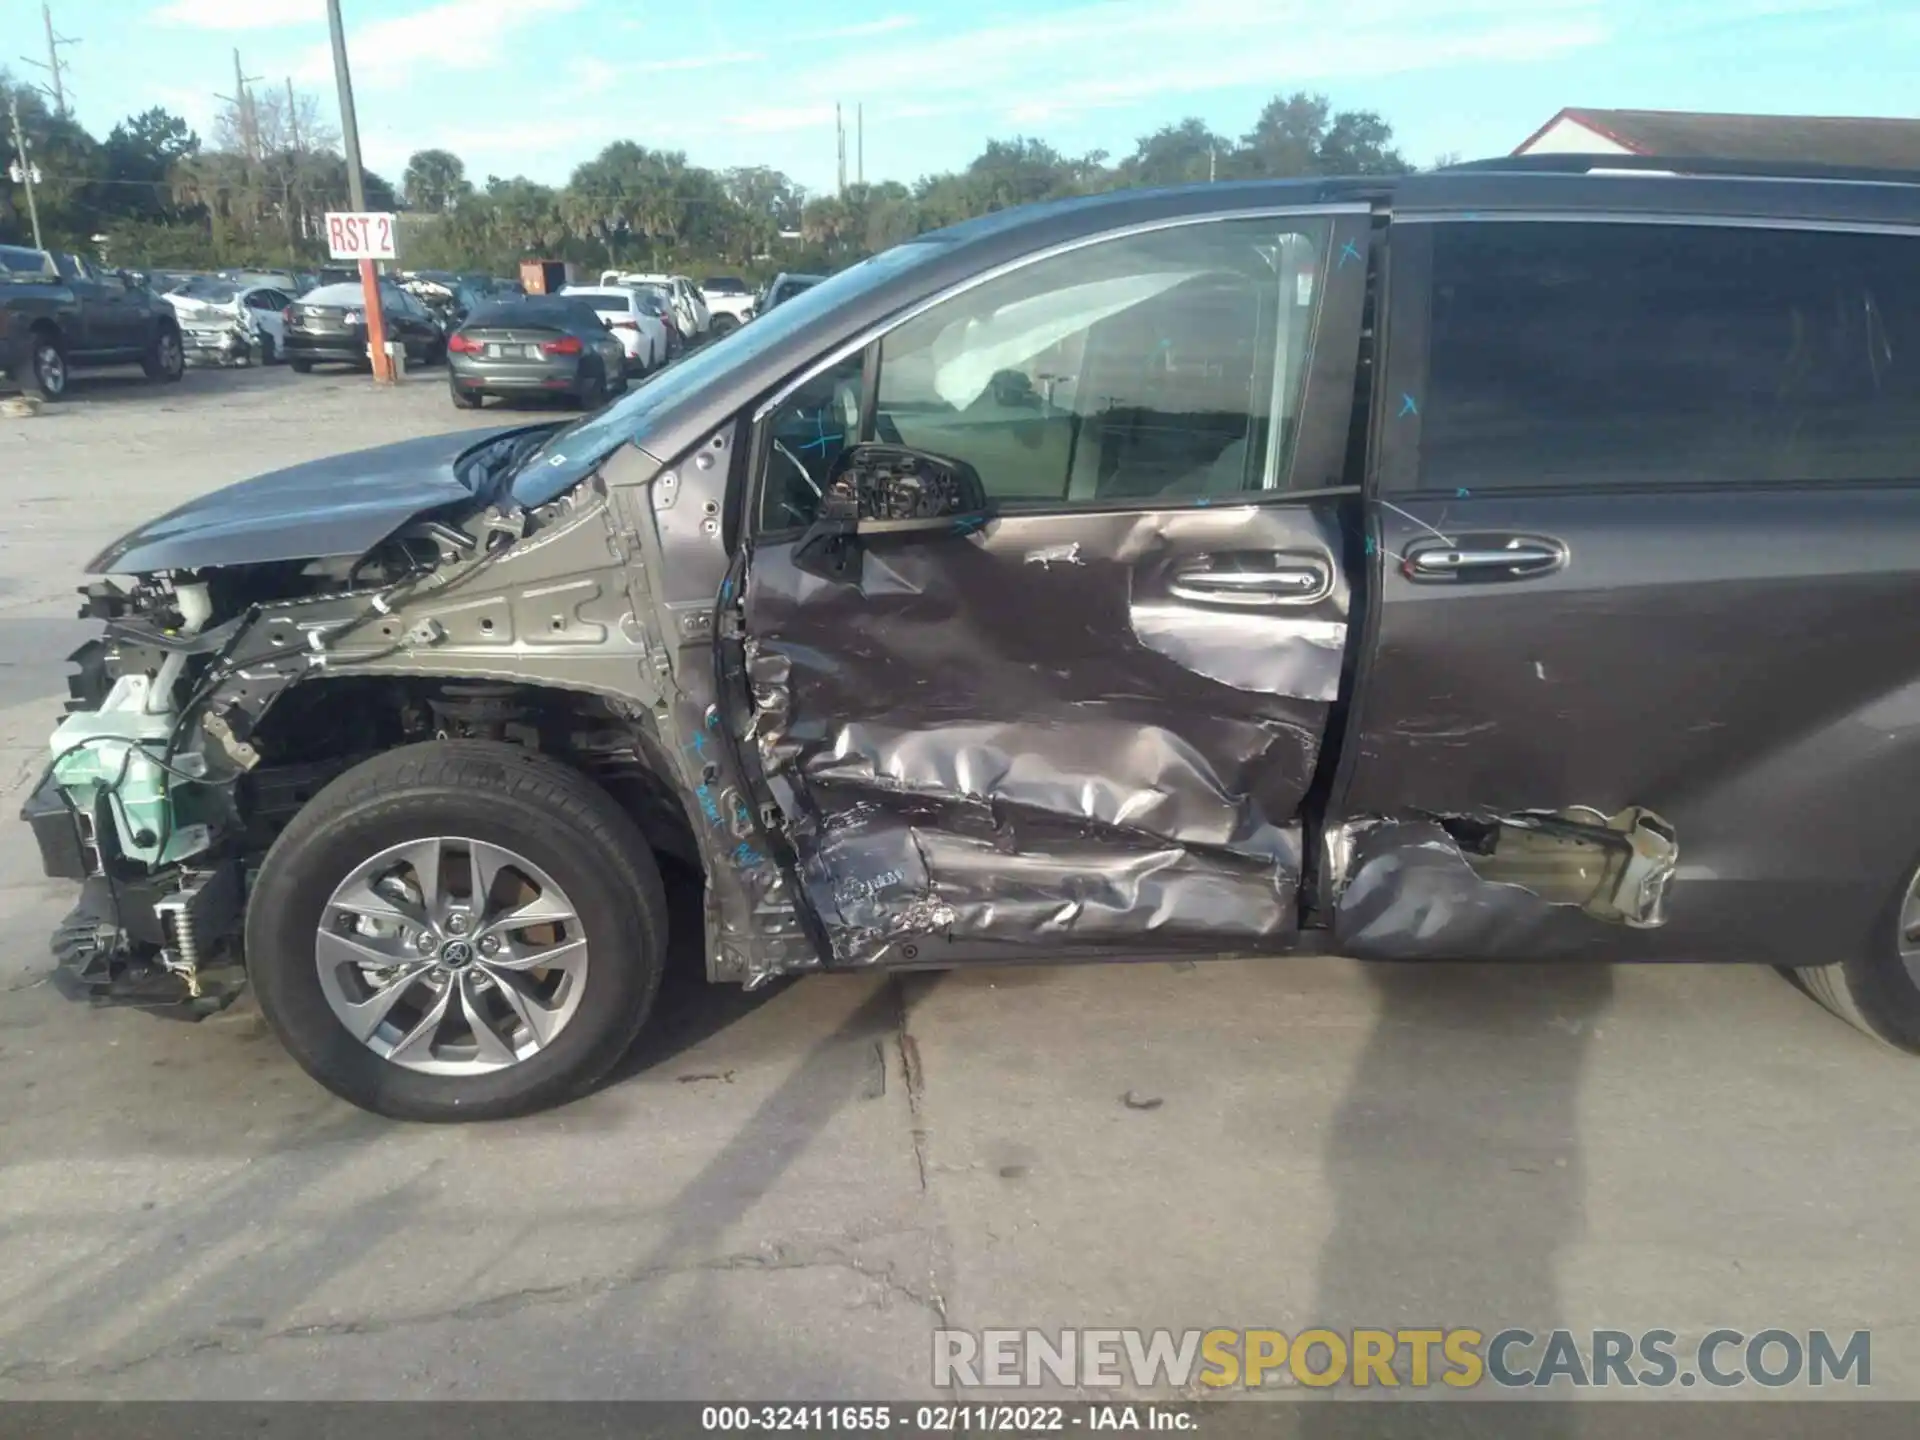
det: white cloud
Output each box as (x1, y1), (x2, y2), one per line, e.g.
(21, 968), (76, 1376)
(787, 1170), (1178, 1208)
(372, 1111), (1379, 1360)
(800, 15), (921, 40)
(797, 0), (1610, 129)
(153, 0), (323, 26)
(293, 0), (584, 87)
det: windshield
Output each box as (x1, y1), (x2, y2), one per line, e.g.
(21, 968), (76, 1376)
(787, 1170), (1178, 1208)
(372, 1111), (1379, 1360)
(508, 242), (942, 507)
(171, 278), (241, 303)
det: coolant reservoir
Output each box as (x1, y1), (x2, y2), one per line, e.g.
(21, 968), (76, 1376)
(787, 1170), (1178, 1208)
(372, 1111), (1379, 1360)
(50, 674), (209, 865)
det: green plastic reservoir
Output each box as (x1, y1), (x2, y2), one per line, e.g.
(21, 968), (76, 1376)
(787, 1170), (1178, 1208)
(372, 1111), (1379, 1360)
(50, 675), (210, 866)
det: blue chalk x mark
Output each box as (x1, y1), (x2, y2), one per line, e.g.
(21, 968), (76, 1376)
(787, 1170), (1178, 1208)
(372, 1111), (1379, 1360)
(1364, 534), (1378, 556)
(1455, 487), (1470, 499)
(1398, 393), (1419, 419)
(952, 515), (987, 535)
(1338, 240), (1362, 268)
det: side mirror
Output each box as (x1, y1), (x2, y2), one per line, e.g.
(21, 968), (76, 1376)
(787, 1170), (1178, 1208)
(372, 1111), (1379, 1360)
(791, 444), (989, 584)
(834, 443), (988, 532)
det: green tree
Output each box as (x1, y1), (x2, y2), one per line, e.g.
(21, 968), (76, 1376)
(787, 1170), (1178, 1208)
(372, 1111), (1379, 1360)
(103, 108), (199, 221)
(1122, 118), (1229, 187)
(402, 147), (472, 212)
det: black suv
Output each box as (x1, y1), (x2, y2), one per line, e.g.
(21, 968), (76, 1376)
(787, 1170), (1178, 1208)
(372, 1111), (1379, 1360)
(27, 156), (1920, 1119)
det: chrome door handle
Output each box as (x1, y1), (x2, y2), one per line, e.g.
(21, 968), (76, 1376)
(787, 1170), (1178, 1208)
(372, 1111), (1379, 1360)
(1402, 537), (1566, 581)
(1169, 561), (1332, 606)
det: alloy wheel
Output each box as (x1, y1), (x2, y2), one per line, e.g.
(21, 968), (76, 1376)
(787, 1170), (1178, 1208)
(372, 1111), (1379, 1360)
(34, 342), (66, 397)
(315, 835), (590, 1076)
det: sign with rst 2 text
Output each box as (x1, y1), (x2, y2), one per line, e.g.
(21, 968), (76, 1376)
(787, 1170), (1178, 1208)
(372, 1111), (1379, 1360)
(325, 211), (398, 261)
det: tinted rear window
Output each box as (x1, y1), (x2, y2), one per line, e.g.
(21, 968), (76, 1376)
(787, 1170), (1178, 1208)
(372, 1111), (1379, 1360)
(468, 299), (599, 329)
(1415, 221), (1920, 491)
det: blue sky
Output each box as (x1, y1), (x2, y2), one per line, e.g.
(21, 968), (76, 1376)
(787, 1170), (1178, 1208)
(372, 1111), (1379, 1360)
(13, 0), (1918, 194)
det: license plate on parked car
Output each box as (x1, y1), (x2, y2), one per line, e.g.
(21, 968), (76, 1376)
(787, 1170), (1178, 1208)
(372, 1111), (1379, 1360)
(486, 343), (530, 359)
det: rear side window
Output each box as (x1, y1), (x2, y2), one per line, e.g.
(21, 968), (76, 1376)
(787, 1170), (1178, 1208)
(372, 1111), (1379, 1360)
(1414, 221), (1920, 491)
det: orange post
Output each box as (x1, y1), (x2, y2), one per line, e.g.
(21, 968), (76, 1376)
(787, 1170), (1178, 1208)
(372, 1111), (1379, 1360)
(359, 257), (395, 384)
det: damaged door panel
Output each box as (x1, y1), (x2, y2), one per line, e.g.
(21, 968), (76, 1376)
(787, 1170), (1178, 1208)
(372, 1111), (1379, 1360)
(1328, 808), (1678, 961)
(732, 209), (1368, 967)
(744, 505), (1349, 964)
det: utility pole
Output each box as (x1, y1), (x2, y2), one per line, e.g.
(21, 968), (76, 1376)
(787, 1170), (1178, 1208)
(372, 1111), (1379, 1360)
(324, 0), (393, 384)
(1209, 143), (1217, 182)
(857, 103), (864, 186)
(835, 102), (846, 197)
(327, 0), (368, 212)
(6, 94), (44, 250)
(22, 2), (78, 116)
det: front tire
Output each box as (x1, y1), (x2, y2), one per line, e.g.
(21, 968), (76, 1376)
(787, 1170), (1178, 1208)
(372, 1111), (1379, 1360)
(260, 333), (278, 365)
(21, 329), (67, 401)
(246, 742), (668, 1121)
(1792, 862), (1920, 1053)
(711, 315), (738, 338)
(143, 326), (185, 382)
(290, 357), (314, 374)
(450, 380), (483, 409)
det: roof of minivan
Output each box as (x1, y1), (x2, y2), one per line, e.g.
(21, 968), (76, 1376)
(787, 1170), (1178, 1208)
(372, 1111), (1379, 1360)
(625, 165), (1920, 465)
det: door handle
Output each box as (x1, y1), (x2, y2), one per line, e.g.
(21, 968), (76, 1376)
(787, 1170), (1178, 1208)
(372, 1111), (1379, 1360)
(1169, 556), (1333, 606)
(1401, 536), (1567, 583)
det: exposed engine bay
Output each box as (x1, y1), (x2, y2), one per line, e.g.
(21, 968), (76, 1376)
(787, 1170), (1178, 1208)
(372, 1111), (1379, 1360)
(22, 420), (810, 1014)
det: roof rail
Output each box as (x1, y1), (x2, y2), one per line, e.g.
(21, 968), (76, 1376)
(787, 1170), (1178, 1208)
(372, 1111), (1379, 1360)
(1442, 153), (1920, 186)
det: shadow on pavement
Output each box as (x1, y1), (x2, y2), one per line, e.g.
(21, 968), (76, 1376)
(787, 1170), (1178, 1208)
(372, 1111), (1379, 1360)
(1308, 961), (1614, 1423)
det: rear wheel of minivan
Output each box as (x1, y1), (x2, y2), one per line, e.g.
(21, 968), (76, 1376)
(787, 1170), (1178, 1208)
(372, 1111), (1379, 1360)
(1792, 861), (1920, 1053)
(246, 742), (668, 1121)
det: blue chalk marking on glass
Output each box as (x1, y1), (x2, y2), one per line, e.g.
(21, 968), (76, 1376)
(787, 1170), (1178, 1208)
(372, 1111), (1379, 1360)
(720, 578), (732, 602)
(1455, 487), (1470, 499)
(952, 514), (986, 535)
(1338, 239), (1362, 268)
(1398, 393), (1419, 419)
(1364, 534), (1377, 556)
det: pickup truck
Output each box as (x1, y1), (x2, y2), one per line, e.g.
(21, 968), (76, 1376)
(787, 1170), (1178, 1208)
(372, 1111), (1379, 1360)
(698, 275), (758, 335)
(1, 244), (185, 399)
(24, 157), (1920, 1120)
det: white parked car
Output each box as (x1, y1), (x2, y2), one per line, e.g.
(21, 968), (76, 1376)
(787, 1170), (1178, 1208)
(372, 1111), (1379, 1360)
(559, 285), (669, 373)
(600, 271), (710, 339)
(163, 276), (296, 366)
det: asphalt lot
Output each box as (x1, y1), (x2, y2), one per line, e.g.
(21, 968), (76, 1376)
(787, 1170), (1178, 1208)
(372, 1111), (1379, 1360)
(2, 364), (1919, 1402)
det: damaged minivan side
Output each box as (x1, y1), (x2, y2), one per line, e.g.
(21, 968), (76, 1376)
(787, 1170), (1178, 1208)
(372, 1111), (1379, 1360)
(26, 157), (1920, 1120)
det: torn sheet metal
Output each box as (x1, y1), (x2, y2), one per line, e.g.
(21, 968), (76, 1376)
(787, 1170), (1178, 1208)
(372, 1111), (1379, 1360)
(798, 806), (1299, 964)
(1129, 605), (1347, 701)
(1330, 807), (1678, 960)
(743, 501), (1352, 966)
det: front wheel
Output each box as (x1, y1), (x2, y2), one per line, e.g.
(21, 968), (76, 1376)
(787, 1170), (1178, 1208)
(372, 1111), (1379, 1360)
(260, 332), (278, 365)
(710, 315), (739, 338)
(1792, 861), (1920, 1053)
(246, 742), (668, 1121)
(21, 331), (67, 401)
(290, 357), (314, 374)
(143, 327), (185, 382)
(450, 380), (482, 409)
